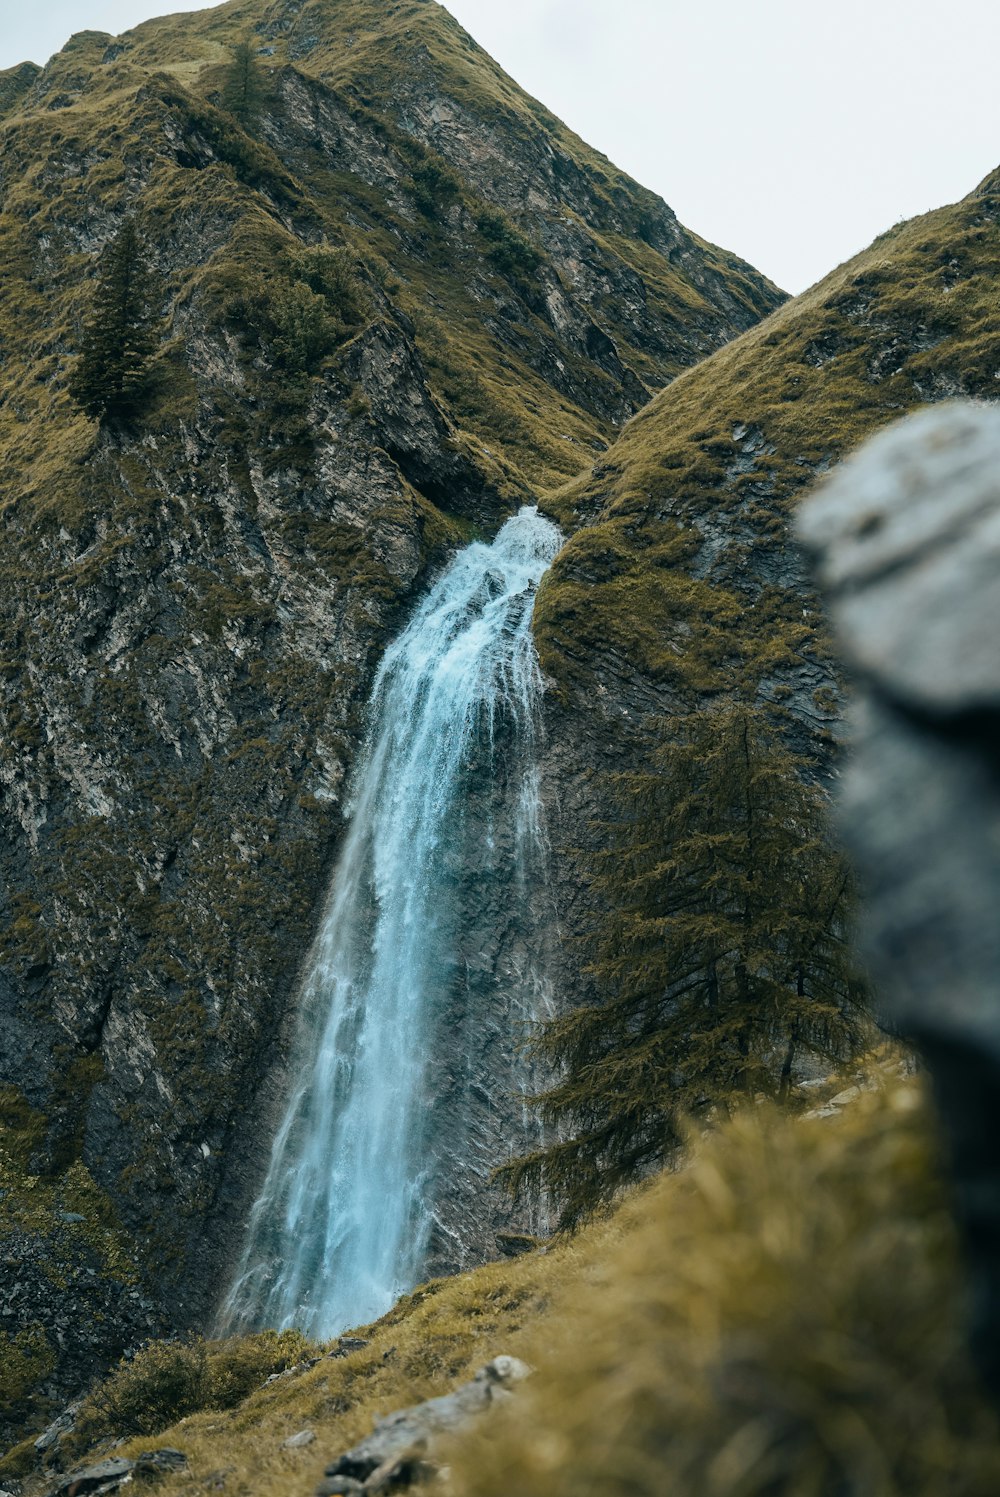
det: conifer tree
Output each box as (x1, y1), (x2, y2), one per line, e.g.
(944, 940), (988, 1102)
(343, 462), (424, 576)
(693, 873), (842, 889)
(503, 701), (868, 1227)
(68, 219), (162, 421)
(222, 40), (267, 127)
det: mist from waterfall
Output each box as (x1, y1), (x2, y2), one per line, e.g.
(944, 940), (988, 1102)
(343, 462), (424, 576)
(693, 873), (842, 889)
(221, 506), (562, 1339)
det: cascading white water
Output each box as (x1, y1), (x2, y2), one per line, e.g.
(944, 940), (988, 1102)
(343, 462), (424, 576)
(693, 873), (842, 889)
(221, 506), (562, 1339)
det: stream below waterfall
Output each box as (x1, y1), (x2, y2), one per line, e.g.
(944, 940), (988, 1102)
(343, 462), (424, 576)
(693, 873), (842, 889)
(221, 506), (562, 1338)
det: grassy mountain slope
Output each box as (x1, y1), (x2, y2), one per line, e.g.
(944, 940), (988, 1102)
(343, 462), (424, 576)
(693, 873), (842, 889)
(124, 0), (780, 414)
(0, 0), (781, 500)
(535, 167), (1000, 739)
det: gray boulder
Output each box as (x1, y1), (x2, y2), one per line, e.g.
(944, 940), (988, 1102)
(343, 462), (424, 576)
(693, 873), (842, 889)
(798, 399), (1000, 1389)
(52, 1458), (134, 1497)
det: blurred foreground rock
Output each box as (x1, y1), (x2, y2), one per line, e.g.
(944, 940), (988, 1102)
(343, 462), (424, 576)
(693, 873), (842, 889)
(798, 399), (1000, 1389)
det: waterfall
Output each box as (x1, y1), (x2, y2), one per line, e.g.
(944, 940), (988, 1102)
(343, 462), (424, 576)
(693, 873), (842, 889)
(221, 505), (562, 1339)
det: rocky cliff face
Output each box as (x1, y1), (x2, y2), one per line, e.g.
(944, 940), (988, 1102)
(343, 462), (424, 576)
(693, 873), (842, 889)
(0, 0), (783, 1428)
(531, 166), (1000, 1092)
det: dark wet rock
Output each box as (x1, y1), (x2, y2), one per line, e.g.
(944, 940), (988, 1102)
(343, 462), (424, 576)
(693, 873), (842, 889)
(495, 1232), (540, 1258)
(34, 1404), (82, 1456)
(50, 1449), (187, 1497)
(263, 1355), (322, 1386)
(797, 399), (1000, 1392)
(327, 1337), (370, 1358)
(0, 1225), (162, 1451)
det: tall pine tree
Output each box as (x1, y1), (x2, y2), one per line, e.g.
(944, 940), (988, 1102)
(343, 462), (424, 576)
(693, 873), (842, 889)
(221, 40), (267, 127)
(69, 219), (162, 421)
(502, 701), (868, 1227)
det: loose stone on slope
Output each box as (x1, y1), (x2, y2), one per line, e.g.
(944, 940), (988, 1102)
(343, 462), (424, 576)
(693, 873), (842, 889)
(52, 1458), (135, 1497)
(283, 1430), (317, 1449)
(317, 1357), (531, 1494)
(133, 1451), (187, 1476)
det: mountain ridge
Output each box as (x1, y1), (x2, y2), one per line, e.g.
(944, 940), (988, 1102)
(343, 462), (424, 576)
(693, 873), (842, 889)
(536, 162), (1000, 724)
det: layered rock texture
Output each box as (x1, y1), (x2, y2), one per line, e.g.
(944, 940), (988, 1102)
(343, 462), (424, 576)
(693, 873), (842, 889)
(0, 0), (781, 1429)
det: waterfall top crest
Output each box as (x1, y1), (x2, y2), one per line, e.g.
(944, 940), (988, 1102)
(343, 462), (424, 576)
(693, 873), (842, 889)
(370, 507), (562, 699)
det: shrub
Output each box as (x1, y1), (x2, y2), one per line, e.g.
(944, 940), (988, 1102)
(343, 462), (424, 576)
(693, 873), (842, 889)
(224, 248), (365, 376)
(71, 1329), (313, 1445)
(75, 1339), (212, 1439)
(411, 159), (462, 220)
(206, 1328), (313, 1407)
(298, 247), (365, 326)
(476, 208), (541, 281)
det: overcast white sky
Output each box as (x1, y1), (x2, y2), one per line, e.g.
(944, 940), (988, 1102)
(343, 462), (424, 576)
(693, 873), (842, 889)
(3, 1), (999, 293)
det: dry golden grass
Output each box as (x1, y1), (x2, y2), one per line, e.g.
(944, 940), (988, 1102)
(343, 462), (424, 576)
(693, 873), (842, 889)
(449, 1070), (1000, 1497)
(37, 1239), (598, 1497)
(20, 1065), (999, 1497)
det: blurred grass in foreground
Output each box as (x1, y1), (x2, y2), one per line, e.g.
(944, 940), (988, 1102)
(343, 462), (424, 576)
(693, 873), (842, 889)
(451, 1064), (1000, 1496)
(9, 1061), (998, 1497)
